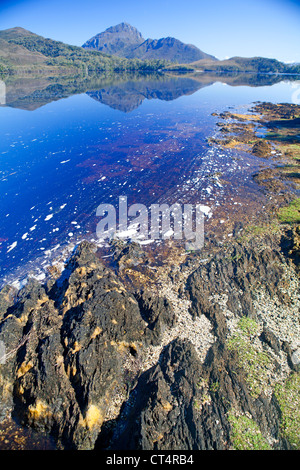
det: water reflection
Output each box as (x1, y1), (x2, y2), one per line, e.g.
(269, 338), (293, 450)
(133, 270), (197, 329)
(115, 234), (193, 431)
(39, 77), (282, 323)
(1, 72), (297, 112)
(0, 71), (299, 286)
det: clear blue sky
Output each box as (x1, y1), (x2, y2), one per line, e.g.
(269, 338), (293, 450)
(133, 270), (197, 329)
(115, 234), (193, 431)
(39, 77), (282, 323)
(1, 0), (300, 62)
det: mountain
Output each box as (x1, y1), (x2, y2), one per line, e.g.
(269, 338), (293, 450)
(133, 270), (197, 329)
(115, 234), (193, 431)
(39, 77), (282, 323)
(82, 23), (145, 58)
(2, 26), (299, 78)
(0, 37), (47, 66)
(0, 27), (164, 76)
(168, 55), (300, 74)
(82, 22), (217, 63)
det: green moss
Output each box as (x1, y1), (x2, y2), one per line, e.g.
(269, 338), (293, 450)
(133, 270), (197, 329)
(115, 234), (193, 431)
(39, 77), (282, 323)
(209, 381), (220, 393)
(228, 413), (271, 450)
(227, 318), (271, 398)
(275, 372), (300, 449)
(278, 198), (300, 224)
(238, 317), (259, 337)
(236, 222), (280, 244)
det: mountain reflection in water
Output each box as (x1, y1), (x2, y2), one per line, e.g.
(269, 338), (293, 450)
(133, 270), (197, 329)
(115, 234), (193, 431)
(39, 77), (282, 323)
(0, 71), (299, 288)
(1, 71), (295, 113)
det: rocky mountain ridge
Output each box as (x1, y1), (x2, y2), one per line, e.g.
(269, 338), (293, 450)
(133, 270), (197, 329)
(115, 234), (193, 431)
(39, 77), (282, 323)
(82, 22), (217, 63)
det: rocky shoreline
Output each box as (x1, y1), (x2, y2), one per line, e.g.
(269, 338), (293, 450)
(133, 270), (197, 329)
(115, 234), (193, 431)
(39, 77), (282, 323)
(0, 103), (299, 450)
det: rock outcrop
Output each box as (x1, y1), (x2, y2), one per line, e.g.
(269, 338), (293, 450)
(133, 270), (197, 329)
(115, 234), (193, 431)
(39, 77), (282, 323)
(0, 225), (299, 450)
(0, 241), (175, 449)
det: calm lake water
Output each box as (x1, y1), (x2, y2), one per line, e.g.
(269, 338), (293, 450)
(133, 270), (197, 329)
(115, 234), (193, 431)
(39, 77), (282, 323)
(0, 73), (299, 287)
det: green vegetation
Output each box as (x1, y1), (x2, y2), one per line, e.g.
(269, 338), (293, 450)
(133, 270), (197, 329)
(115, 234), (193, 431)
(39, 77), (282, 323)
(164, 64), (197, 73)
(278, 198), (300, 224)
(227, 318), (272, 398)
(2, 28), (300, 78)
(281, 143), (300, 161)
(0, 63), (8, 78)
(236, 222), (280, 244)
(16, 34), (166, 72)
(168, 56), (300, 75)
(0, 28), (168, 76)
(209, 381), (220, 393)
(275, 372), (300, 449)
(228, 412), (271, 450)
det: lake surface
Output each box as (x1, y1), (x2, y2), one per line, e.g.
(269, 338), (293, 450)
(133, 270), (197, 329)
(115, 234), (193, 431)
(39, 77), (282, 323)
(0, 72), (299, 287)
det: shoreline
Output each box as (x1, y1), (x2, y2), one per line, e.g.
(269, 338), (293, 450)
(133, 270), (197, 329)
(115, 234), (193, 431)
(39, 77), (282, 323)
(0, 101), (299, 450)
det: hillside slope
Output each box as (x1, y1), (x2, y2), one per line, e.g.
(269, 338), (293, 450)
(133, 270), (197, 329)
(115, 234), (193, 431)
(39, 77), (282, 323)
(0, 27), (165, 76)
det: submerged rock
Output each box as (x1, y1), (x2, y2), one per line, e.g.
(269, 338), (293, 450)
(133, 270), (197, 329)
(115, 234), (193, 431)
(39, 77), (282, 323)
(252, 140), (272, 157)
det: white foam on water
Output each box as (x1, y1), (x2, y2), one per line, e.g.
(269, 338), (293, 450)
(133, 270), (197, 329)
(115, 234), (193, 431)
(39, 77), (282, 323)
(7, 241), (17, 253)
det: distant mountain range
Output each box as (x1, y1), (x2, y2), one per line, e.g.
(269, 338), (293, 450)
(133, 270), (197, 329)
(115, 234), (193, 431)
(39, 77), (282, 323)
(82, 23), (217, 63)
(0, 25), (300, 77)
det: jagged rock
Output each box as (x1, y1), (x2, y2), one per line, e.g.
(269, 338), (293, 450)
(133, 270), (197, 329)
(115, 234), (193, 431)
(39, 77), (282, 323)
(82, 22), (217, 63)
(0, 242), (147, 448)
(0, 285), (17, 320)
(110, 239), (148, 270)
(291, 349), (300, 367)
(252, 140), (272, 157)
(134, 290), (176, 345)
(280, 226), (300, 271)
(185, 235), (289, 325)
(260, 327), (281, 355)
(107, 339), (214, 450)
(282, 342), (300, 373)
(0, 227), (299, 450)
(105, 336), (286, 450)
(0, 241), (183, 449)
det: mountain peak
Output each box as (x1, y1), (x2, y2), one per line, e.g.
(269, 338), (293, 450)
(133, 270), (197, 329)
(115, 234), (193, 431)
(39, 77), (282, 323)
(0, 27), (37, 41)
(82, 23), (145, 57)
(105, 22), (143, 36)
(82, 24), (217, 63)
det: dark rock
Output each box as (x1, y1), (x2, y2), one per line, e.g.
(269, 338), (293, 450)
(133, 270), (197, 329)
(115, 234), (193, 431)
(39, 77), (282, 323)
(106, 336), (286, 450)
(282, 341), (300, 372)
(0, 240), (185, 449)
(186, 236), (289, 330)
(252, 140), (272, 157)
(0, 242), (150, 449)
(280, 226), (300, 272)
(107, 339), (216, 450)
(260, 327), (281, 355)
(110, 239), (148, 270)
(134, 290), (176, 345)
(0, 285), (17, 320)
(0, 226), (298, 450)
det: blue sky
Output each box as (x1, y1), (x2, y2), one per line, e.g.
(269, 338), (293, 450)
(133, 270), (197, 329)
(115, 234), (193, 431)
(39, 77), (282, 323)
(1, 0), (300, 62)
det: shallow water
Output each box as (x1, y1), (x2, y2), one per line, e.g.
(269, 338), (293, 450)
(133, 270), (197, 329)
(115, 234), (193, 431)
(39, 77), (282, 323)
(0, 72), (299, 287)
